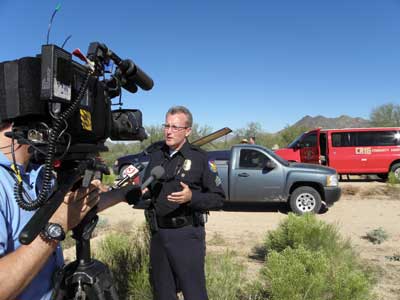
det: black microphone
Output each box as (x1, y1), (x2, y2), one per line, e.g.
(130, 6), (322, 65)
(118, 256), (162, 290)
(141, 166), (165, 190)
(112, 162), (145, 189)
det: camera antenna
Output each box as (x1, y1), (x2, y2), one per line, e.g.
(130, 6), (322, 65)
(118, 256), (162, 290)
(46, 3), (62, 45)
(61, 34), (72, 49)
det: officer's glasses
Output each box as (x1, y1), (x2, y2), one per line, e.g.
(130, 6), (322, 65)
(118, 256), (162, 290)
(162, 124), (189, 132)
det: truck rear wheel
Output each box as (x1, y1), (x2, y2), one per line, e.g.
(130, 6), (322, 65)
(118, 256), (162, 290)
(390, 163), (400, 180)
(289, 186), (322, 215)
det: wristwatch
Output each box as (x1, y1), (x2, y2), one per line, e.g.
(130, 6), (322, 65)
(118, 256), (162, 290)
(41, 222), (66, 242)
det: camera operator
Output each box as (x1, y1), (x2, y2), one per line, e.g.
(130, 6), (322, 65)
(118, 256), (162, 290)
(0, 121), (140, 300)
(143, 106), (225, 300)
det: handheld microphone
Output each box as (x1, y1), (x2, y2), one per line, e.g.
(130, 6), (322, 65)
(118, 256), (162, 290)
(141, 166), (165, 190)
(112, 162), (145, 189)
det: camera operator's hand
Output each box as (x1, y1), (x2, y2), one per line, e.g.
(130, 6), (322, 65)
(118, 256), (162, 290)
(49, 180), (101, 231)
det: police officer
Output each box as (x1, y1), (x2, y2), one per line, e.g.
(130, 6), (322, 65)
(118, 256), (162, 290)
(143, 106), (225, 300)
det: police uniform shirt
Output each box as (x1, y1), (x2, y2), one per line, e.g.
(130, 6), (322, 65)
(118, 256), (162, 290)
(144, 140), (225, 217)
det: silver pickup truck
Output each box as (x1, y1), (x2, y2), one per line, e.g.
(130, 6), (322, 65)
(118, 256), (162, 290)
(213, 144), (341, 214)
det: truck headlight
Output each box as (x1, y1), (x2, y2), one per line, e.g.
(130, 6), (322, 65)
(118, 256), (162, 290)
(326, 174), (339, 187)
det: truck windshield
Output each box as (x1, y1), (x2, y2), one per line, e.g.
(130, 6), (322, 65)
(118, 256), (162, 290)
(287, 133), (305, 148)
(265, 148), (290, 166)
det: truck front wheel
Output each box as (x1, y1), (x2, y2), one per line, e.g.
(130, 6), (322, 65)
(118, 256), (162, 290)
(289, 186), (322, 215)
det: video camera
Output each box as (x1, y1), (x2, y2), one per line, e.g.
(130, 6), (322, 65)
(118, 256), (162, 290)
(0, 42), (153, 212)
(0, 42), (151, 156)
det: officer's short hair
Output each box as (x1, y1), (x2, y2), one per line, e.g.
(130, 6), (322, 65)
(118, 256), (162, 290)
(166, 106), (193, 127)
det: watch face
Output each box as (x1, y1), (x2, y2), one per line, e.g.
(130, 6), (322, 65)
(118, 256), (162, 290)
(48, 224), (63, 239)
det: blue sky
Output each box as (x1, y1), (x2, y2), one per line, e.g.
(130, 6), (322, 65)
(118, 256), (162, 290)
(1, 0), (400, 133)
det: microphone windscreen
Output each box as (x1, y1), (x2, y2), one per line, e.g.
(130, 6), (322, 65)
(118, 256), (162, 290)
(151, 165), (165, 179)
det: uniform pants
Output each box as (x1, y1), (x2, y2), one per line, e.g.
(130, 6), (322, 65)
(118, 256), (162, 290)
(150, 225), (208, 300)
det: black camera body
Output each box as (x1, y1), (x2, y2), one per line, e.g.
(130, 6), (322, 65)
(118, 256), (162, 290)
(0, 42), (152, 160)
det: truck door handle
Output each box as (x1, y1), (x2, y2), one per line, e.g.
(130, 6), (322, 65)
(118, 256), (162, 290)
(238, 173), (250, 177)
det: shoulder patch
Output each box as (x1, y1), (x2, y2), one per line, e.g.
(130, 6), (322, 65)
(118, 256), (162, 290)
(215, 175), (222, 186)
(208, 160), (218, 173)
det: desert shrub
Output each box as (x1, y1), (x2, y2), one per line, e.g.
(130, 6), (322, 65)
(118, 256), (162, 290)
(384, 185), (400, 199)
(264, 213), (352, 259)
(238, 281), (268, 300)
(94, 224), (152, 299)
(262, 247), (329, 300)
(206, 251), (245, 300)
(387, 171), (400, 185)
(208, 232), (227, 246)
(385, 254), (400, 261)
(95, 226), (249, 300)
(61, 232), (76, 250)
(258, 214), (375, 300)
(63, 218), (110, 250)
(364, 227), (389, 244)
(102, 173), (117, 186)
(260, 246), (372, 300)
(341, 185), (360, 196)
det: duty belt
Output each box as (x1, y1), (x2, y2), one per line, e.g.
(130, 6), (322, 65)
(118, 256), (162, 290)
(156, 215), (194, 228)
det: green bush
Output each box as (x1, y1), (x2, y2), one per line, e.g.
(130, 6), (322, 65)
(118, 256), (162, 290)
(265, 213), (353, 259)
(261, 246), (372, 300)
(262, 247), (329, 300)
(94, 224), (152, 299)
(364, 227), (389, 245)
(102, 173), (117, 185)
(257, 214), (375, 300)
(387, 171), (400, 185)
(94, 226), (250, 300)
(206, 251), (245, 300)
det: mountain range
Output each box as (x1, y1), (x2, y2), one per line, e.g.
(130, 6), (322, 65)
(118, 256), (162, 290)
(288, 115), (371, 131)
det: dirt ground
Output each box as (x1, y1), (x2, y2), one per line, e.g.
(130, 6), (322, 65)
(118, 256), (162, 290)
(95, 180), (400, 300)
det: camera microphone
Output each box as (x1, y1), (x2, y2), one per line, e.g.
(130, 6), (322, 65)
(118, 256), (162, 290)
(112, 162), (145, 189)
(118, 59), (154, 91)
(141, 165), (165, 190)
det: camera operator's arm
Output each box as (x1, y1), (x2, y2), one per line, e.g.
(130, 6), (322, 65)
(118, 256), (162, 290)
(96, 184), (143, 212)
(0, 182), (100, 300)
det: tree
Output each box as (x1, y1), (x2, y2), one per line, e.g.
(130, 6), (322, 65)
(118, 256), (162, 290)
(234, 122), (262, 140)
(144, 124), (164, 148)
(189, 123), (213, 142)
(370, 103), (400, 127)
(279, 125), (311, 147)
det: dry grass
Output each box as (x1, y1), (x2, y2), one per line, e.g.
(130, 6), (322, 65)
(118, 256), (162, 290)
(208, 232), (227, 246)
(340, 182), (400, 200)
(341, 185), (361, 196)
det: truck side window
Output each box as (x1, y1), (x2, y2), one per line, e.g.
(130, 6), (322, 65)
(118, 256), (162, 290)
(239, 149), (268, 169)
(332, 132), (354, 147)
(355, 131), (399, 146)
(302, 133), (317, 147)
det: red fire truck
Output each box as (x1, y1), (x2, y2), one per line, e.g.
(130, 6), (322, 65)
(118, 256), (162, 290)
(275, 127), (400, 179)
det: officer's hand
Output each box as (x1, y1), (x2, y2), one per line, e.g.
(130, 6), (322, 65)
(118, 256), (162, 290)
(50, 180), (101, 231)
(167, 182), (192, 204)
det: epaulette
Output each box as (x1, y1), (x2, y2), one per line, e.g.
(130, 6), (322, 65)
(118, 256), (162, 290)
(189, 143), (207, 155)
(144, 140), (165, 155)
